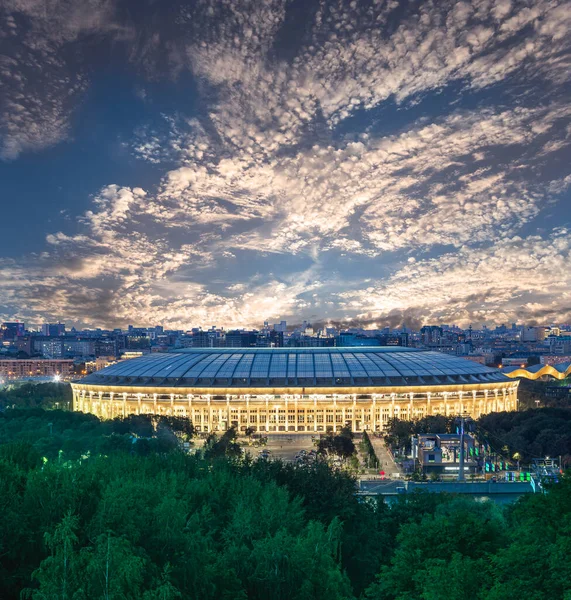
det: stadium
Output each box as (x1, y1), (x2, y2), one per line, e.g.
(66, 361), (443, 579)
(71, 347), (518, 433)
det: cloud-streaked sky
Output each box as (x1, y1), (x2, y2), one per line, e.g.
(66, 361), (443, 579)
(1, 0), (570, 330)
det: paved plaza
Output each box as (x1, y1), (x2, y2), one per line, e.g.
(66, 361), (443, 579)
(242, 434), (317, 462)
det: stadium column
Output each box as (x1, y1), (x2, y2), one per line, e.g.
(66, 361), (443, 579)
(494, 389), (498, 412)
(285, 395), (289, 431)
(333, 394), (337, 432)
(390, 393), (395, 419)
(98, 392), (103, 417)
(187, 394), (193, 422)
(255, 396), (260, 432)
(207, 395), (212, 432)
(426, 392), (431, 417)
(137, 393), (142, 415)
(170, 394), (175, 416)
(372, 394), (377, 432)
(89, 391), (94, 414)
(109, 392), (114, 419)
(153, 393), (158, 415)
(294, 395), (299, 432)
(443, 392), (449, 416)
(123, 392), (127, 417)
(409, 392), (413, 419)
(352, 394), (357, 432)
(265, 396), (270, 432)
(314, 395), (318, 432)
(226, 394), (231, 431)
(245, 394), (250, 430)
(472, 390), (477, 417)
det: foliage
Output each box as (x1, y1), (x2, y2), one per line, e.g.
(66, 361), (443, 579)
(1, 408), (571, 599)
(384, 415), (456, 452)
(0, 382), (72, 410)
(317, 426), (356, 459)
(478, 407), (571, 463)
(203, 425), (242, 459)
(360, 431), (379, 468)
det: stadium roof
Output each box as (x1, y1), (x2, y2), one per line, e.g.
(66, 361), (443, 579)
(502, 362), (571, 380)
(80, 347), (509, 388)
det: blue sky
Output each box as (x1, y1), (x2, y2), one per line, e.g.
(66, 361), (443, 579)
(1, 0), (570, 330)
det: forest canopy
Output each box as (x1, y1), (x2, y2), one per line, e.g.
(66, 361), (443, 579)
(0, 408), (570, 599)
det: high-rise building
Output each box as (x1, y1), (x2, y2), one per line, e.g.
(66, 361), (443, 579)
(41, 323), (66, 337)
(1, 322), (25, 341)
(273, 320), (287, 333)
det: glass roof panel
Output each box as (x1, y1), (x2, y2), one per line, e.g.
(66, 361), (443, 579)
(164, 354), (212, 379)
(250, 353), (271, 378)
(122, 354), (174, 378)
(180, 353), (221, 379)
(297, 354), (314, 377)
(197, 354), (232, 378)
(216, 354), (243, 378)
(103, 355), (160, 376)
(367, 354), (402, 377)
(233, 354), (255, 379)
(269, 353), (288, 378)
(341, 353), (368, 378)
(354, 353), (385, 376)
(314, 353), (333, 378)
(330, 354), (350, 378)
(287, 354), (297, 378)
(146, 354), (200, 379)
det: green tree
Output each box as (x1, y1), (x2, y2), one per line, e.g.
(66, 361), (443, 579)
(366, 496), (507, 600)
(25, 511), (81, 600)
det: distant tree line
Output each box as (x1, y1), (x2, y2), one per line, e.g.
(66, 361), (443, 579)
(0, 408), (570, 599)
(0, 382), (72, 410)
(384, 409), (571, 466)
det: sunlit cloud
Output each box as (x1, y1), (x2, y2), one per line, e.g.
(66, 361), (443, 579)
(1, 0), (570, 328)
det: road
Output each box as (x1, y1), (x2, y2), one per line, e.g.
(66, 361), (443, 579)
(369, 434), (402, 477)
(359, 479), (404, 495)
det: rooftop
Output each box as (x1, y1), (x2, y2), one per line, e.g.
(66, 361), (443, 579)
(78, 347), (509, 388)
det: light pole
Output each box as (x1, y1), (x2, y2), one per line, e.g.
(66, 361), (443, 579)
(458, 415), (465, 482)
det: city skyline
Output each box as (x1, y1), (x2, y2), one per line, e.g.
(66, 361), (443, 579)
(1, 0), (571, 330)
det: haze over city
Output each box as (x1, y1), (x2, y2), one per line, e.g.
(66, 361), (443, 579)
(1, 0), (570, 330)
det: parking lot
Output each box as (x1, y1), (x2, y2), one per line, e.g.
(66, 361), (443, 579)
(243, 434), (317, 462)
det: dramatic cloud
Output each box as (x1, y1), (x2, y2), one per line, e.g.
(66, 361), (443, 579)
(1, 0), (570, 328)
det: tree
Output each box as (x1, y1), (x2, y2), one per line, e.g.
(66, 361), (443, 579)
(317, 430), (355, 460)
(25, 511), (81, 600)
(366, 496), (507, 600)
(204, 427), (242, 459)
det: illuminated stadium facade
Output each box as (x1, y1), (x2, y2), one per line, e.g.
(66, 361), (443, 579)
(71, 348), (518, 433)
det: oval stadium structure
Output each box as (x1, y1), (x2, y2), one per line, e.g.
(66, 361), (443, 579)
(71, 347), (518, 433)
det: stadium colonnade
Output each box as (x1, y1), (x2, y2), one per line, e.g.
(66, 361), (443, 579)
(71, 348), (518, 433)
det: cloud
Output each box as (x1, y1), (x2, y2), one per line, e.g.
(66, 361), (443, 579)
(0, 0), (126, 160)
(1, 0), (571, 328)
(338, 229), (571, 327)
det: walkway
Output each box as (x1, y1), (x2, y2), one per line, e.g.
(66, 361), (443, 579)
(369, 434), (402, 477)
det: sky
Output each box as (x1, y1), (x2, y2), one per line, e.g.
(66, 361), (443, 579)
(0, 0), (570, 331)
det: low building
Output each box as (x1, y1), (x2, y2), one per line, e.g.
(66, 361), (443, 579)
(413, 433), (478, 475)
(85, 356), (116, 374)
(0, 359), (74, 381)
